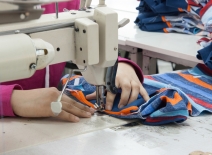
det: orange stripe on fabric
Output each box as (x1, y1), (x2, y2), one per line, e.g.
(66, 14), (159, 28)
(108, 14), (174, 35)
(187, 101), (192, 114)
(69, 89), (138, 115)
(187, 5), (191, 12)
(69, 90), (96, 109)
(179, 73), (212, 90)
(105, 106), (138, 116)
(161, 16), (166, 22)
(163, 28), (168, 33)
(178, 8), (184, 12)
(160, 92), (183, 106)
(166, 22), (171, 27)
(61, 75), (81, 85)
(157, 88), (168, 93)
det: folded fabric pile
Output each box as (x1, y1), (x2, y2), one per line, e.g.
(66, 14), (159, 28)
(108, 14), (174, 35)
(196, 37), (212, 69)
(135, 0), (212, 36)
(61, 63), (212, 125)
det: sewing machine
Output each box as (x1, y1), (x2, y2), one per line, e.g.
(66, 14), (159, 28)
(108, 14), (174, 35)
(1, 1), (212, 155)
(0, 0), (130, 113)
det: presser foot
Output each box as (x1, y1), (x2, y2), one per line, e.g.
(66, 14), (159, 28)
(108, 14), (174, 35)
(94, 102), (105, 112)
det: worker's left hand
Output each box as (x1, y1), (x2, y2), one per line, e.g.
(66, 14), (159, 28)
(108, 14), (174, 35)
(11, 87), (95, 122)
(86, 62), (149, 110)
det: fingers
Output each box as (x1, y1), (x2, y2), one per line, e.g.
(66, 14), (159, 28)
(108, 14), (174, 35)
(62, 101), (92, 118)
(62, 94), (95, 114)
(118, 81), (149, 109)
(118, 80), (131, 109)
(127, 81), (140, 104)
(139, 85), (150, 101)
(106, 91), (116, 110)
(57, 110), (80, 122)
(86, 92), (96, 100)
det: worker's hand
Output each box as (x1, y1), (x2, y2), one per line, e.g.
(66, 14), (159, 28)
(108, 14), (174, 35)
(86, 62), (149, 110)
(11, 87), (95, 122)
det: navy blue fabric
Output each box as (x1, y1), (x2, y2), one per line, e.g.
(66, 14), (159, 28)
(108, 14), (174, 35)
(135, 12), (158, 26)
(144, 0), (180, 14)
(166, 0), (188, 9)
(136, 0), (152, 14)
(140, 22), (169, 31)
(197, 43), (212, 69)
(140, 15), (163, 24)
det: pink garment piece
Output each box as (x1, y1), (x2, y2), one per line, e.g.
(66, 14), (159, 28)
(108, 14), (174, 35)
(41, 0), (80, 14)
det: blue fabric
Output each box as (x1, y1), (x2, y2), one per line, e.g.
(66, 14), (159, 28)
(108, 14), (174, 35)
(136, 0), (152, 14)
(135, 12), (158, 26)
(62, 64), (212, 125)
(62, 75), (96, 92)
(166, 0), (188, 10)
(140, 22), (170, 31)
(164, 27), (202, 35)
(140, 15), (163, 24)
(134, 0), (209, 36)
(135, 13), (203, 33)
(197, 43), (212, 69)
(144, 0), (180, 14)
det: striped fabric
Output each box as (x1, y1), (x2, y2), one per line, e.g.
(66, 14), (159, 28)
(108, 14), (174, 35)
(143, 63), (212, 118)
(62, 64), (212, 125)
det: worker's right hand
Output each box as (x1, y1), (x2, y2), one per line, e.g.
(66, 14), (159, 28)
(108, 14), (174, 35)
(11, 87), (95, 122)
(86, 62), (149, 110)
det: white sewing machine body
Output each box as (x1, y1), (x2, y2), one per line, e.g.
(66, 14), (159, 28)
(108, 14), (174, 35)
(0, 1), (118, 86)
(0, 0), (120, 115)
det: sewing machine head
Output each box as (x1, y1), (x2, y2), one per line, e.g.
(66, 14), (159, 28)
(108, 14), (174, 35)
(0, 0), (121, 114)
(0, 0), (119, 80)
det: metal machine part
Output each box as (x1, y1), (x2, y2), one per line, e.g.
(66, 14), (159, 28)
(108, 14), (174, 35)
(0, 0), (68, 23)
(95, 85), (105, 111)
(0, 8), (44, 24)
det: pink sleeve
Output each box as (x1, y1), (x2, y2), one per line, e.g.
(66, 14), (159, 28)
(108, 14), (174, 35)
(118, 56), (144, 83)
(0, 85), (22, 117)
(42, 0), (80, 14)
